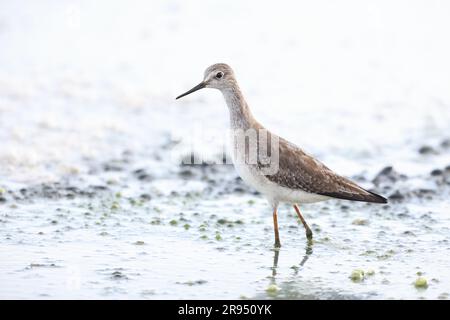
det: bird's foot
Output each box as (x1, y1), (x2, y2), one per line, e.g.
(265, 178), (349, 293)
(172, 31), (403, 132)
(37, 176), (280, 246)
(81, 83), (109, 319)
(305, 228), (313, 241)
(274, 240), (281, 249)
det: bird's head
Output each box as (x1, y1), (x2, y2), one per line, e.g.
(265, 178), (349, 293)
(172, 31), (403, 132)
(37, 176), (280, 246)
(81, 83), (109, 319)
(176, 63), (236, 99)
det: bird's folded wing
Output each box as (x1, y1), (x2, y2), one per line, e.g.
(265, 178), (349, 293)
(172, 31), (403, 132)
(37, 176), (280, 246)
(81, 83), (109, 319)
(264, 138), (386, 203)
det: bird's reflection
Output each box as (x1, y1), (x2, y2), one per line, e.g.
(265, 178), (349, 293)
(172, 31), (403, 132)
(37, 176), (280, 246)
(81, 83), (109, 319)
(298, 240), (313, 268)
(266, 241), (314, 298)
(271, 239), (314, 279)
(271, 249), (280, 277)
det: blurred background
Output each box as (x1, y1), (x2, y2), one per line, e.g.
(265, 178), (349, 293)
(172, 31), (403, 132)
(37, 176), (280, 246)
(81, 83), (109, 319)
(1, 0), (450, 299)
(1, 0), (450, 182)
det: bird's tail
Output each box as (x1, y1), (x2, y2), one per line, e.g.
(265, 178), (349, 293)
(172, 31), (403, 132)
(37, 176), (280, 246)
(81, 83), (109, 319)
(320, 189), (388, 204)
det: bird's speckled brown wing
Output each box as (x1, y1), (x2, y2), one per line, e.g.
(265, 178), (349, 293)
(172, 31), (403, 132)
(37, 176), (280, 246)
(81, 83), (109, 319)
(265, 138), (387, 203)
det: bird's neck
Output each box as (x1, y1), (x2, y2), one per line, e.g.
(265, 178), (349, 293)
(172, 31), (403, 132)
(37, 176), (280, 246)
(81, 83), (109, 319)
(221, 84), (257, 130)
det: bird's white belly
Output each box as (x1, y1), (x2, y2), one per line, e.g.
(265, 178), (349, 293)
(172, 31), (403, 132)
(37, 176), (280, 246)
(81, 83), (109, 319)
(232, 159), (329, 205)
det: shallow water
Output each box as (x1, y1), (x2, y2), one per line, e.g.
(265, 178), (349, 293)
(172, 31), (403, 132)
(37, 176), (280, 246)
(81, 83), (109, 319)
(1, 1), (450, 299)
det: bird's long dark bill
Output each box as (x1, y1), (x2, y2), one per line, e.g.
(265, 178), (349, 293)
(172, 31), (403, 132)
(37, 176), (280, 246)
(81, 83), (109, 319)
(176, 82), (206, 99)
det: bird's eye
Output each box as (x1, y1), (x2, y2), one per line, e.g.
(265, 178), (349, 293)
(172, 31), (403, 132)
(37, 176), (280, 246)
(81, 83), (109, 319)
(215, 72), (224, 79)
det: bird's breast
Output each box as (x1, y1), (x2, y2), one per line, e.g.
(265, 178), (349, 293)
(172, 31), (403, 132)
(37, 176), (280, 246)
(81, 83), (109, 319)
(229, 132), (274, 195)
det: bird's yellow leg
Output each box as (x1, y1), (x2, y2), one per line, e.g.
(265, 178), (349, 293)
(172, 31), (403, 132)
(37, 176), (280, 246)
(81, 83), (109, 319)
(273, 207), (281, 248)
(293, 204), (313, 240)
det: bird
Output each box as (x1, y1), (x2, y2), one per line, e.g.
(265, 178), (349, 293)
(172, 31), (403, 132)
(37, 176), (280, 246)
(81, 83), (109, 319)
(176, 63), (387, 248)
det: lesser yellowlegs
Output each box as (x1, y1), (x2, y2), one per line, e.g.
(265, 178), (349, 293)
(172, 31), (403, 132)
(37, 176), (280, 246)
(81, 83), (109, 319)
(176, 63), (387, 247)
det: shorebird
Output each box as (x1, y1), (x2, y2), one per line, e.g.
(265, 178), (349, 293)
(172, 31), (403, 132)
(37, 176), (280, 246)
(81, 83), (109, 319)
(176, 63), (387, 248)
